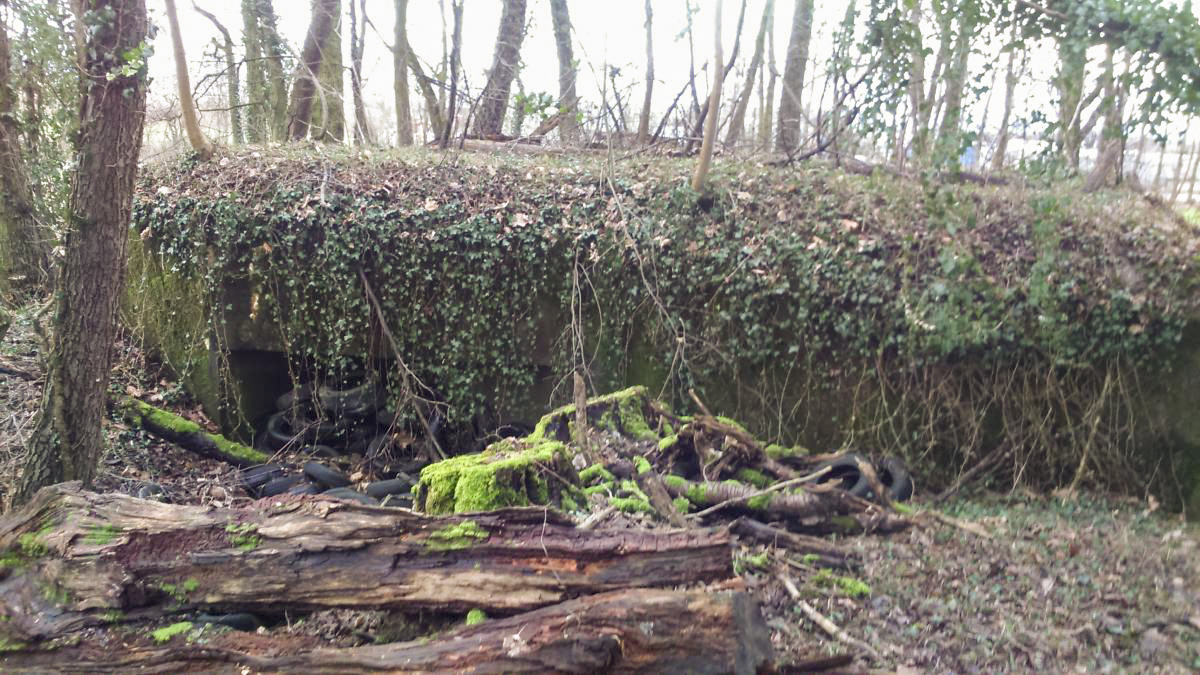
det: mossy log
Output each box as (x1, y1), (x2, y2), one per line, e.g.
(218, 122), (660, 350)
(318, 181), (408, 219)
(665, 475), (912, 533)
(0, 588), (773, 674)
(0, 483), (733, 648)
(117, 396), (269, 466)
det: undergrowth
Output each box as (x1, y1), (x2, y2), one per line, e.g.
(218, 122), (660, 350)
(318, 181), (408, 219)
(126, 147), (1200, 501)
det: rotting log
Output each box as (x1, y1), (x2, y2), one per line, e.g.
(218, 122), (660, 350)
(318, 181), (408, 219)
(0, 483), (733, 646)
(667, 475), (912, 533)
(0, 588), (773, 674)
(118, 396), (269, 466)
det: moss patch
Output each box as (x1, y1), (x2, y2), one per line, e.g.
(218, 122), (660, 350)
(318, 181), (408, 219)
(150, 621), (193, 643)
(426, 521), (490, 552)
(465, 608), (488, 626)
(417, 438), (574, 514)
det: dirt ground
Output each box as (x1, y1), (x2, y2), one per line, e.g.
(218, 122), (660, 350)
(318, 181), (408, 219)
(2, 302), (1199, 672)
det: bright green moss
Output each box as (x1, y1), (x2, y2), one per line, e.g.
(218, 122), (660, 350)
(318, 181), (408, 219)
(418, 439), (570, 514)
(609, 496), (655, 515)
(657, 433), (679, 451)
(633, 456), (652, 475)
(85, 525), (120, 546)
(125, 398), (268, 464)
(426, 521), (490, 552)
(151, 621), (193, 643)
(734, 468), (771, 488)
(814, 569), (871, 598)
(672, 496), (692, 513)
(465, 608), (488, 626)
(579, 464), (615, 485)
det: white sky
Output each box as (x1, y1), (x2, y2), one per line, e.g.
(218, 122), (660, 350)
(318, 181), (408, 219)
(146, 0), (830, 143)
(143, 0), (1199, 168)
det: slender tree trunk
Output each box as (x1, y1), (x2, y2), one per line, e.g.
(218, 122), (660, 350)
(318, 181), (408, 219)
(164, 0), (212, 157)
(934, 10), (977, 163)
(1187, 142), (1200, 203)
(757, 6), (776, 150)
(725, 0), (772, 149)
(472, 0), (526, 138)
(257, 0), (290, 141)
(13, 0), (149, 506)
(775, 0), (812, 152)
(548, 0), (578, 142)
(241, 0), (265, 143)
(286, 0), (339, 141)
(0, 0), (49, 294)
(309, 0), (344, 143)
(349, 0), (371, 144)
(1084, 47), (1124, 191)
(393, 0), (412, 145)
(440, 0), (462, 148)
(636, 0), (653, 144)
(409, 52), (445, 141)
(991, 15), (1020, 172)
(193, 4), (241, 144)
(691, 0), (723, 190)
(1169, 124), (1190, 203)
(1152, 139), (1167, 192)
(1056, 37), (1087, 172)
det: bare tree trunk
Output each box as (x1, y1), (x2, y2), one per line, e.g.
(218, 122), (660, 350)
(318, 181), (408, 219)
(1170, 124), (1191, 203)
(286, 0), (339, 141)
(392, 0), (412, 145)
(309, 0), (344, 143)
(725, 0), (772, 149)
(471, 0), (527, 137)
(1152, 139), (1167, 192)
(757, 5), (776, 150)
(691, 0), (723, 191)
(1084, 47), (1124, 192)
(408, 53), (445, 141)
(636, 0), (653, 144)
(0, 0), (49, 294)
(1056, 37), (1086, 172)
(164, 0), (212, 157)
(775, 0), (812, 152)
(13, 0), (149, 505)
(347, 0), (371, 144)
(193, 4), (241, 144)
(934, 11), (977, 161)
(991, 12), (1020, 172)
(440, 0), (462, 148)
(242, 1), (288, 142)
(548, 0), (578, 142)
(1185, 141), (1200, 204)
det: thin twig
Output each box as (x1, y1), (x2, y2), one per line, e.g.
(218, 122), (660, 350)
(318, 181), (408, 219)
(779, 573), (881, 661)
(357, 268), (446, 460)
(686, 466), (831, 520)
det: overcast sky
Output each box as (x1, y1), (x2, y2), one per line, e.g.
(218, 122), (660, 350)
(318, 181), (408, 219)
(142, 1), (1199, 155)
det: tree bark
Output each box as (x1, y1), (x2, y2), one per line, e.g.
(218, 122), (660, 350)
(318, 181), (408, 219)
(548, 0), (578, 142)
(775, 0), (813, 152)
(691, 0), (723, 190)
(1, 585), (772, 674)
(471, 0), (527, 138)
(0, 484), (736, 641)
(164, 0), (212, 157)
(1056, 37), (1087, 172)
(241, 0), (266, 142)
(757, 5), (776, 150)
(309, 0), (344, 143)
(636, 0), (653, 144)
(991, 12), (1020, 172)
(0, 1), (50, 293)
(725, 0), (772, 149)
(12, 0), (149, 505)
(439, 0), (462, 147)
(392, 0), (413, 145)
(349, 0), (371, 144)
(286, 0), (340, 141)
(193, 3), (241, 144)
(934, 10), (978, 162)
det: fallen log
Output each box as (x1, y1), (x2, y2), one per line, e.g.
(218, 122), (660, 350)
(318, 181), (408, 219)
(117, 396), (269, 466)
(0, 588), (773, 674)
(0, 483), (733, 645)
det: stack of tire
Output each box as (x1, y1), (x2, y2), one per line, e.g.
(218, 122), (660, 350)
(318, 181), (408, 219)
(246, 377), (426, 506)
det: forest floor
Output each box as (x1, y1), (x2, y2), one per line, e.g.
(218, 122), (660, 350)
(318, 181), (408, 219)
(2, 302), (1199, 672)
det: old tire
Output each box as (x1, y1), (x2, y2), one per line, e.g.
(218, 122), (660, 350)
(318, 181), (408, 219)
(303, 461), (351, 489)
(321, 487), (379, 506)
(818, 453), (871, 498)
(260, 474), (306, 498)
(876, 457), (914, 502)
(365, 478), (413, 500)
